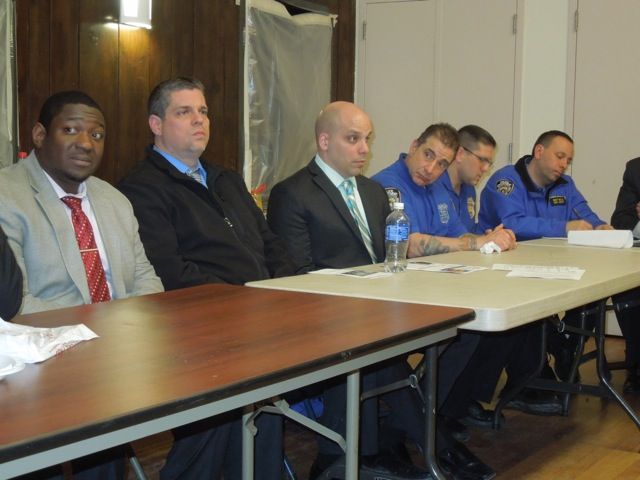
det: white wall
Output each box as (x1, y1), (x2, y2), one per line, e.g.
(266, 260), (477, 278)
(516, 0), (570, 158)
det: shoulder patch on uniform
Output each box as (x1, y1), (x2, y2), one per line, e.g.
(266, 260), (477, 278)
(495, 179), (515, 196)
(549, 195), (566, 206)
(384, 187), (401, 209)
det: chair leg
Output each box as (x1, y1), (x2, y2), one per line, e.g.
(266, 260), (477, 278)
(283, 454), (298, 480)
(128, 451), (147, 480)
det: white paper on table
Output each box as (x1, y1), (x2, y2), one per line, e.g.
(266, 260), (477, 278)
(493, 264), (585, 280)
(0, 318), (99, 364)
(309, 268), (391, 279)
(408, 261), (487, 274)
(567, 230), (633, 249)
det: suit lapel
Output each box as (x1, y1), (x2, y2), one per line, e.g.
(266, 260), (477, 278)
(25, 155), (92, 303)
(308, 160), (362, 241)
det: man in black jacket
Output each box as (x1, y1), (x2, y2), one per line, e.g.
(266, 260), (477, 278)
(119, 77), (294, 480)
(268, 102), (495, 480)
(0, 224), (22, 320)
(611, 157), (640, 393)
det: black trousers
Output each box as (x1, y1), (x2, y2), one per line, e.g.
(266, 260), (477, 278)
(160, 411), (282, 480)
(441, 323), (544, 419)
(612, 288), (640, 367)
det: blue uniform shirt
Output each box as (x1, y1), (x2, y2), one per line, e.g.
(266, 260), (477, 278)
(372, 154), (468, 237)
(478, 155), (604, 240)
(437, 170), (480, 234)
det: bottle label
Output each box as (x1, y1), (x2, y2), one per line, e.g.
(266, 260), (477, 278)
(386, 225), (409, 242)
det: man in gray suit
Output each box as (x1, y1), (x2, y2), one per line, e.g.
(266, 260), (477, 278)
(0, 91), (162, 315)
(0, 90), (162, 478)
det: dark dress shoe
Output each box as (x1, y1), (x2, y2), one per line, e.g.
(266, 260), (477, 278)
(439, 415), (470, 442)
(437, 442), (496, 480)
(623, 370), (640, 393)
(361, 454), (433, 479)
(504, 389), (562, 416)
(309, 453), (433, 480)
(460, 401), (505, 429)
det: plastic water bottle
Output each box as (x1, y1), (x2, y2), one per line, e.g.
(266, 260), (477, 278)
(384, 202), (410, 273)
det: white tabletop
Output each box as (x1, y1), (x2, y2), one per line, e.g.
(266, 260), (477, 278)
(248, 241), (640, 332)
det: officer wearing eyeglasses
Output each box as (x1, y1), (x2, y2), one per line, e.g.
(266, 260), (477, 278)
(372, 123), (515, 256)
(435, 125), (495, 234)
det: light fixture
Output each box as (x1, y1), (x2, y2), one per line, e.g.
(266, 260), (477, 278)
(120, 0), (152, 29)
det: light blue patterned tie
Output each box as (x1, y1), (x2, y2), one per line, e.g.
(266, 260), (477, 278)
(187, 168), (204, 186)
(341, 180), (377, 262)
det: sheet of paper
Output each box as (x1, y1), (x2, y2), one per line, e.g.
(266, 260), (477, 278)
(492, 264), (585, 280)
(408, 261), (487, 274)
(309, 268), (391, 279)
(568, 230), (633, 248)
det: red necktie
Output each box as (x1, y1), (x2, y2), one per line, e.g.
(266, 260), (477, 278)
(61, 196), (111, 303)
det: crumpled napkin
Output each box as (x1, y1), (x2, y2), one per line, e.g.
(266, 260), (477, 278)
(0, 318), (98, 363)
(480, 241), (502, 254)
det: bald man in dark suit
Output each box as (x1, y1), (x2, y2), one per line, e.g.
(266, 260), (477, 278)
(268, 102), (495, 480)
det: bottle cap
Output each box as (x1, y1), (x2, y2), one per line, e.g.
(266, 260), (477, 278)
(393, 202), (404, 209)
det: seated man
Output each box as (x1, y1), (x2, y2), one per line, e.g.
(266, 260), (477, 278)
(611, 156), (640, 393)
(372, 123), (515, 256)
(268, 101), (437, 480)
(119, 77), (294, 480)
(432, 125), (518, 427)
(0, 90), (163, 478)
(371, 122), (515, 479)
(435, 124), (495, 234)
(0, 224), (22, 320)
(478, 130), (612, 412)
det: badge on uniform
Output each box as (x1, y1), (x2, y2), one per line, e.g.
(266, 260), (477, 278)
(438, 203), (450, 224)
(496, 179), (515, 196)
(549, 195), (566, 206)
(385, 188), (401, 210)
(466, 197), (476, 219)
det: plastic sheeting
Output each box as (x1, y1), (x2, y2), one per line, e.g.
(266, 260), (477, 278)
(0, 0), (14, 168)
(244, 0), (334, 204)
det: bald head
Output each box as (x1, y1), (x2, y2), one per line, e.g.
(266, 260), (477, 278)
(315, 101), (372, 178)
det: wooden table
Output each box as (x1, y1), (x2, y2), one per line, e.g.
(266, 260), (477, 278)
(0, 284), (470, 479)
(249, 240), (640, 432)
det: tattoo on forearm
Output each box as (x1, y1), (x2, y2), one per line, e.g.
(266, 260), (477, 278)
(420, 236), (450, 256)
(460, 234), (478, 251)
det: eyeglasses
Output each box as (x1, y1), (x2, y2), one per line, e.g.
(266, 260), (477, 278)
(462, 146), (494, 167)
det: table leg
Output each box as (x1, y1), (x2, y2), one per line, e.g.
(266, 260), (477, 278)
(242, 409), (254, 480)
(345, 370), (360, 479)
(424, 345), (448, 480)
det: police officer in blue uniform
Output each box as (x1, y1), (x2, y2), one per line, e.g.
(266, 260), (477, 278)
(436, 125), (496, 234)
(373, 123), (515, 256)
(430, 125), (525, 429)
(479, 130), (607, 238)
(477, 130), (613, 414)
(372, 123), (516, 480)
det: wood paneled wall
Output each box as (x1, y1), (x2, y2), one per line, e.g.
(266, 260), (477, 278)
(16, 0), (355, 185)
